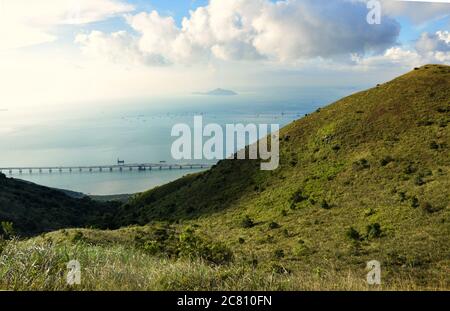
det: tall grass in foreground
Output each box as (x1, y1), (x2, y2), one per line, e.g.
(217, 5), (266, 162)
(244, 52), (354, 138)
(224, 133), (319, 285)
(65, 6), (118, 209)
(0, 240), (446, 291)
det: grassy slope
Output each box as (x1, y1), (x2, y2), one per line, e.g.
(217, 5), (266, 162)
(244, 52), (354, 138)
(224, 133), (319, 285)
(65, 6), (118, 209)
(115, 65), (449, 221)
(1, 65), (449, 290)
(0, 175), (118, 236)
(113, 64), (450, 285)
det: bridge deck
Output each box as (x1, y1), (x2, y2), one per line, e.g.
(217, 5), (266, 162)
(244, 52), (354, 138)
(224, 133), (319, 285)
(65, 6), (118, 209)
(0, 163), (213, 174)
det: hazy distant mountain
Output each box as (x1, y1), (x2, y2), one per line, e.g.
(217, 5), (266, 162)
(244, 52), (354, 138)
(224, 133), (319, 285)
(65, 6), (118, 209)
(194, 88), (238, 96)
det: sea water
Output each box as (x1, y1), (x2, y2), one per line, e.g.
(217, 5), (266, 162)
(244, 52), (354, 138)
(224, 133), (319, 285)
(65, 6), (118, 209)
(0, 89), (349, 195)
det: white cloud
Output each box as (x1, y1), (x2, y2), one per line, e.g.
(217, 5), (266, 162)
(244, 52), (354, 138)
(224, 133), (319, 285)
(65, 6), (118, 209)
(381, 0), (450, 24)
(3, 0), (449, 110)
(126, 11), (179, 63)
(251, 0), (399, 61)
(354, 47), (422, 68)
(0, 0), (133, 50)
(75, 31), (162, 66)
(415, 30), (450, 62)
(354, 30), (450, 68)
(76, 0), (401, 65)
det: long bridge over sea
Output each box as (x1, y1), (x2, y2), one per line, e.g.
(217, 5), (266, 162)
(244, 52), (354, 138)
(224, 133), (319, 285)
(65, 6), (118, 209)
(0, 162), (213, 175)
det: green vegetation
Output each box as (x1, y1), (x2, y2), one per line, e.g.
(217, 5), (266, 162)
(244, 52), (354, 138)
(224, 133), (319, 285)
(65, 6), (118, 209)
(132, 224), (233, 264)
(0, 65), (449, 290)
(366, 223), (382, 239)
(0, 221), (14, 240)
(0, 175), (119, 236)
(346, 227), (361, 241)
(1, 228), (446, 290)
(241, 215), (255, 228)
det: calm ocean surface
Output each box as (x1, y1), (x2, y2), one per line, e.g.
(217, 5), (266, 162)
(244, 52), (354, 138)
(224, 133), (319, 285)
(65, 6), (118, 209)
(0, 89), (350, 195)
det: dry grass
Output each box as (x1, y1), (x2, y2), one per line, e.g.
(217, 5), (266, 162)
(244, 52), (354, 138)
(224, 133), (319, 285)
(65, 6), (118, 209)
(0, 239), (447, 291)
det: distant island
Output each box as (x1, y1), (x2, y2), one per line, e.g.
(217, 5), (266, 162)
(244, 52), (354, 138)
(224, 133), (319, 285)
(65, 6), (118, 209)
(193, 88), (238, 96)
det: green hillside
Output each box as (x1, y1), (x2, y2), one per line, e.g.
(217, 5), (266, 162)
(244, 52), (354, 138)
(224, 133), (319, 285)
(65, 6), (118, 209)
(0, 64), (448, 290)
(0, 175), (118, 236)
(111, 64), (450, 285)
(115, 65), (449, 223)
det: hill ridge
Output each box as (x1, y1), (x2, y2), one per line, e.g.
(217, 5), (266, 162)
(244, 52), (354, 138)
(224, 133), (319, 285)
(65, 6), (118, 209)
(0, 64), (448, 290)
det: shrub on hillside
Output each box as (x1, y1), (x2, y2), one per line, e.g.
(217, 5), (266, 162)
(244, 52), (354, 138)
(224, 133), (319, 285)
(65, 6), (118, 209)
(404, 164), (417, 175)
(142, 240), (164, 255)
(411, 196), (420, 208)
(178, 227), (233, 265)
(0, 221), (15, 240)
(346, 227), (361, 241)
(135, 227), (179, 258)
(430, 141), (439, 150)
(0, 237), (6, 254)
(290, 159), (298, 167)
(438, 120), (448, 128)
(290, 190), (308, 210)
(353, 159), (370, 171)
(420, 202), (438, 214)
(71, 231), (84, 243)
(364, 208), (376, 217)
(320, 200), (331, 210)
(271, 263), (289, 274)
(274, 249), (285, 259)
(290, 190), (308, 206)
(268, 221), (281, 230)
(241, 216), (255, 228)
(414, 176), (425, 186)
(380, 156), (394, 166)
(399, 192), (407, 202)
(366, 223), (382, 239)
(332, 144), (341, 151)
(417, 120), (435, 126)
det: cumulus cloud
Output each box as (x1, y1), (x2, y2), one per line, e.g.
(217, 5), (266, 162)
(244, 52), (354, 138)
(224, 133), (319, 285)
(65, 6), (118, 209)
(253, 0), (401, 61)
(415, 31), (450, 62)
(75, 31), (163, 66)
(354, 30), (450, 68)
(353, 47), (422, 68)
(76, 0), (401, 65)
(0, 0), (133, 50)
(381, 0), (450, 24)
(126, 12), (178, 61)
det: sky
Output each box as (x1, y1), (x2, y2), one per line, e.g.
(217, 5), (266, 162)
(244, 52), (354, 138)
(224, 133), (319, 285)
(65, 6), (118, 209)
(0, 0), (449, 109)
